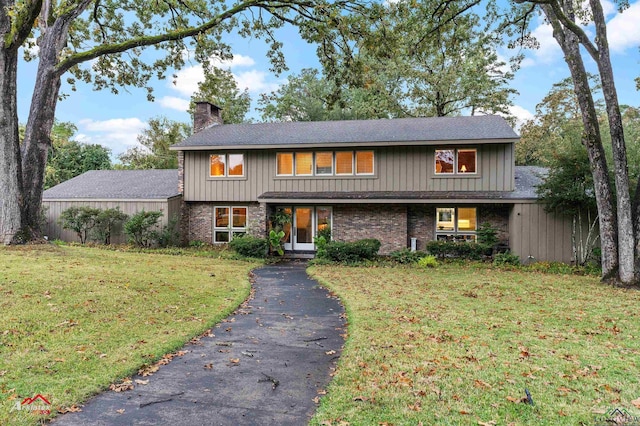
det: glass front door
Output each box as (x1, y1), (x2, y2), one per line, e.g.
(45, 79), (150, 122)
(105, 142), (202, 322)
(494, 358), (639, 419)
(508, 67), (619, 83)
(293, 207), (314, 251)
(279, 206), (332, 251)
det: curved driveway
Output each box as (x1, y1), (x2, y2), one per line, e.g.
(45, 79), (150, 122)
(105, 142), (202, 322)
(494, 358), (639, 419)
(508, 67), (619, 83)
(53, 261), (345, 426)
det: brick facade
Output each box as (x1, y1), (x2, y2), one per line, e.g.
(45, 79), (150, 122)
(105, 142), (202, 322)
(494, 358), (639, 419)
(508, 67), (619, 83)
(478, 204), (510, 245)
(407, 204), (511, 250)
(182, 201), (511, 251)
(407, 205), (435, 251)
(333, 204), (407, 254)
(184, 202), (266, 244)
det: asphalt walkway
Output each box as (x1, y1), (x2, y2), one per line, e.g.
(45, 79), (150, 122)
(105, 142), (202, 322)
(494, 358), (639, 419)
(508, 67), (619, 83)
(53, 261), (345, 426)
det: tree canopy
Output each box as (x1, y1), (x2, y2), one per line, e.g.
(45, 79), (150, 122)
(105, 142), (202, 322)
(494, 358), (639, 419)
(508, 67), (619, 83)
(0, 0), (364, 244)
(311, 0), (516, 119)
(118, 117), (190, 170)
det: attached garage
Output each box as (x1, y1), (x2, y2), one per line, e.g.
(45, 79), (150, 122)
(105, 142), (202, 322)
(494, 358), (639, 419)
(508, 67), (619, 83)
(42, 170), (181, 244)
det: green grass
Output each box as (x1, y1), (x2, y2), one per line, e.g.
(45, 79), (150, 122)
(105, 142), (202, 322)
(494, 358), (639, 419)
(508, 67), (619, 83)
(0, 245), (259, 425)
(309, 263), (640, 425)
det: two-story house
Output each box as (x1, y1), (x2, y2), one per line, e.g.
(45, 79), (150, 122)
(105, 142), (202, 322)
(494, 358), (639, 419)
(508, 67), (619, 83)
(171, 102), (573, 262)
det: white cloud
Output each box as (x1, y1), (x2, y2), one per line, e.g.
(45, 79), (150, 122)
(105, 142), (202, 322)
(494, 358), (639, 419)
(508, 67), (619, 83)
(77, 118), (147, 156)
(168, 53), (279, 100)
(218, 54), (256, 68)
(522, 21), (562, 67)
(508, 105), (535, 130)
(234, 70), (280, 94)
(159, 96), (190, 112)
(601, 0), (617, 16)
(171, 65), (204, 97)
(607, 1), (640, 53)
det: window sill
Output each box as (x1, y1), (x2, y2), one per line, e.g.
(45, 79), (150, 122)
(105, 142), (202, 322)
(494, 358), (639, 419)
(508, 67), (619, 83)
(206, 176), (248, 181)
(432, 174), (481, 179)
(274, 174), (378, 180)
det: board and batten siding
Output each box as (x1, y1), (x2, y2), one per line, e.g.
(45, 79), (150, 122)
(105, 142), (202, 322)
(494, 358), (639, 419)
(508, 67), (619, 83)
(183, 143), (515, 202)
(509, 203), (573, 263)
(42, 196), (182, 244)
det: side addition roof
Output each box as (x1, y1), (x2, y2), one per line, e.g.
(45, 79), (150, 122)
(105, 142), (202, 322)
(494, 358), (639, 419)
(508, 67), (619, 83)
(171, 115), (519, 150)
(43, 170), (180, 200)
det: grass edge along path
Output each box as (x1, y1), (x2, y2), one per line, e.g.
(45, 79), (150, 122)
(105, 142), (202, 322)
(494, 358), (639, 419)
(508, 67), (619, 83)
(0, 244), (260, 425)
(308, 263), (640, 426)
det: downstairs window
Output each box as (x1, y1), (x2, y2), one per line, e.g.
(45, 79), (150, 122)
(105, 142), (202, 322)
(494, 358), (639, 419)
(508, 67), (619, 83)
(213, 206), (248, 243)
(435, 207), (477, 242)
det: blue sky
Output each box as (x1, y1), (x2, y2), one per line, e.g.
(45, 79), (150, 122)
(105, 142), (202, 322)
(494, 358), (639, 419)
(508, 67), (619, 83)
(16, 1), (640, 159)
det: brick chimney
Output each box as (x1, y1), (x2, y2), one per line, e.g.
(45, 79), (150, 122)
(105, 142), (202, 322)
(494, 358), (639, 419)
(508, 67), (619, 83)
(193, 101), (223, 133)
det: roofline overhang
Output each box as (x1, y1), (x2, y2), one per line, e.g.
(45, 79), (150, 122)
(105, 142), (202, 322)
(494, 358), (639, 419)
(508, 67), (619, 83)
(255, 197), (539, 204)
(43, 196), (182, 202)
(170, 138), (519, 151)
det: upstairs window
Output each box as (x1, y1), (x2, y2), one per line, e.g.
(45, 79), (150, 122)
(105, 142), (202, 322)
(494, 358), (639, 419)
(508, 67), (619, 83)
(356, 151), (375, 175)
(315, 152), (334, 175)
(335, 152), (353, 175)
(210, 153), (245, 177)
(276, 153), (293, 176)
(435, 148), (476, 175)
(276, 151), (374, 177)
(295, 152), (313, 176)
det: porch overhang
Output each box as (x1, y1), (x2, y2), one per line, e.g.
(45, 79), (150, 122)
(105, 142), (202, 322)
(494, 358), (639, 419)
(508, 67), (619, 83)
(257, 191), (539, 204)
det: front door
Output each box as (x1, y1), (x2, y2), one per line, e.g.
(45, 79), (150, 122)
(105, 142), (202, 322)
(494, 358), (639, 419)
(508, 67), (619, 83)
(292, 207), (315, 251)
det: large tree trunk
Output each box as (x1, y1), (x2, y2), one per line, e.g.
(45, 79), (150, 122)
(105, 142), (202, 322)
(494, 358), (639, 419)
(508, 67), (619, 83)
(541, 3), (619, 278)
(21, 16), (69, 237)
(588, 0), (635, 283)
(635, 178), (640, 277)
(0, 12), (24, 244)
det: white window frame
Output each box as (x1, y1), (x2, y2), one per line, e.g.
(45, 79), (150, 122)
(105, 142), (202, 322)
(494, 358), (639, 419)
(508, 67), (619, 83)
(434, 148), (477, 176)
(276, 152), (294, 176)
(209, 153), (245, 178)
(435, 207), (477, 242)
(315, 152), (334, 176)
(355, 150), (375, 176)
(213, 206), (248, 243)
(294, 152), (314, 176)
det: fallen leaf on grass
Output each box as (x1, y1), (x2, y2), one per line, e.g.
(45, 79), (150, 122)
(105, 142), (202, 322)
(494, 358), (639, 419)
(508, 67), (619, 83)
(138, 365), (159, 377)
(506, 395), (528, 404)
(478, 421), (497, 426)
(353, 396), (369, 402)
(474, 379), (491, 389)
(313, 396), (320, 404)
(57, 405), (82, 414)
(459, 410), (472, 415)
(632, 397), (640, 408)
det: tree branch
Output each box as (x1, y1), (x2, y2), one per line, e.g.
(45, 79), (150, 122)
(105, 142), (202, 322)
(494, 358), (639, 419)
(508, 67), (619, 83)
(6, 0), (43, 49)
(55, 0), (267, 75)
(515, 0), (598, 60)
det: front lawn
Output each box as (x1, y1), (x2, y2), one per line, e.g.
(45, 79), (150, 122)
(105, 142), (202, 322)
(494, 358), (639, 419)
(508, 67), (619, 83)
(0, 245), (259, 425)
(309, 264), (640, 425)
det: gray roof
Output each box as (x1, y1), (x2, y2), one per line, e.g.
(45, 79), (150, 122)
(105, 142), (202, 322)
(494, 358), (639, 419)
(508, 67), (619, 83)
(43, 170), (180, 200)
(258, 166), (547, 202)
(172, 115), (518, 149)
(513, 166), (547, 199)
